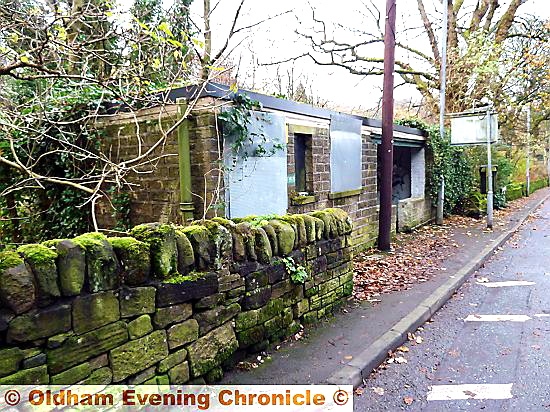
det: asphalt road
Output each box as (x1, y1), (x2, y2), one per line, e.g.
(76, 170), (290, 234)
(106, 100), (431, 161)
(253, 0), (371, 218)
(354, 199), (550, 411)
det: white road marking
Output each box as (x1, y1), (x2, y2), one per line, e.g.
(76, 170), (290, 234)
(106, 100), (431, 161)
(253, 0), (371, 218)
(464, 314), (532, 322)
(477, 280), (535, 288)
(427, 384), (514, 401)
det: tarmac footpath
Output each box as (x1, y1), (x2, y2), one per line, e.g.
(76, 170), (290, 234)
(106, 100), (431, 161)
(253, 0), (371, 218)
(221, 188), (550, 388)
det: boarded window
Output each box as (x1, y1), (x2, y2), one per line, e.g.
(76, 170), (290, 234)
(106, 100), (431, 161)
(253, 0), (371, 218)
(294, 133), (313, 194)
(223, 111), (287, 218)
(329, 114), (362, 193)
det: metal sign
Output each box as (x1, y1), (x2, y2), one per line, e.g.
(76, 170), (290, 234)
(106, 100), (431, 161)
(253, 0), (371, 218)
(449, 109), (499, 146)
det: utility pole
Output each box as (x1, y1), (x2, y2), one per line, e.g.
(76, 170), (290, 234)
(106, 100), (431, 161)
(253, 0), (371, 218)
(526, 105), (531, 196)
(378, 0), (396, 251)
(436, 0), (449, 225)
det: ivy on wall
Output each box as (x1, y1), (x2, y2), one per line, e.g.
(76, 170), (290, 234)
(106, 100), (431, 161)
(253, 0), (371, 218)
(397, 119), (474, 216)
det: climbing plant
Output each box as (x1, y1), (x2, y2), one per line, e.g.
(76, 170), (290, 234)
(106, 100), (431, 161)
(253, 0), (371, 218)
(397, 119), (474, 216)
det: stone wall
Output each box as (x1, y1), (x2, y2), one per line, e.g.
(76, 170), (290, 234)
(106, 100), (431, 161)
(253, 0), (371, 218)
(96, 105), (183, 227)
(397, 197), (434, 232)
(0, 209), (353, 385)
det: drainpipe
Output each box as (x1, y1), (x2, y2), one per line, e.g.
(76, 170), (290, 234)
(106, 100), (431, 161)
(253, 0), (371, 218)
(176, 98), (195, 223)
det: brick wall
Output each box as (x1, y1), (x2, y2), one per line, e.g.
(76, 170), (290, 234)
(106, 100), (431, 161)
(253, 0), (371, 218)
(97, 106), (182, 227)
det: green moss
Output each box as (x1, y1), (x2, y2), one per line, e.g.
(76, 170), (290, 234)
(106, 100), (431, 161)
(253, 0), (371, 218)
(73, 232), (108, 250)
(163, 271), (208, 284)
(130, 224), (177, 278)
(17, 244), (57, 265)
(211, 217), (235, 227)
(0, 251), (24, 272)
(42, 239), (65, 248)
(181, 225), (209, 237)
(108, 237), (146, 254)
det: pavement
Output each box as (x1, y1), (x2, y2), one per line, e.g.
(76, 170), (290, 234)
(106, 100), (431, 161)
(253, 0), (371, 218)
(221, 188), (550, 391)
(354, 188), (550, 411)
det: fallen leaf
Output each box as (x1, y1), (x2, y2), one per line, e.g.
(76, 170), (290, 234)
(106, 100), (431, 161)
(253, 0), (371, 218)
(397, 346), (410, 352)
(403, 396), (414, 405)
(355, 387), (365, 395)
(463, 390), (476, 398)
(372, 387), (384, 396)
(344, 355), (353, 360)
(415, 336), (424, 344)
(477, 277), (490, 283)
(395, 356), (408, 364)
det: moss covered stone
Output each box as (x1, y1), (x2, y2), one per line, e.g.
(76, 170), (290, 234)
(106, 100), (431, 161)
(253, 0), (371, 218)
(267, 220), (295, 256)
(8, 303), (71, 342)
(47, 321), (128, 374)
(120, 286), (156, 317)
(72, 291), (119, 335)
(204, 366), (223, 383)
(180, 225), (212, 270)
(18, 244), (60, 298)
(157, 348), (187, 373)
(108, 237), (150, 286)
(168, 361), (190, 384)
(0, 251), (24, 272)
(325, 208), (353, 235)
(194, 303), (241, 335)
(260, 224), (278, 256)
(131, 223), (178, 279)
(252, 227), (272, 264)
(300, 215), (317, 243)
(81, 367), (112, 385)
(56, 240), (85, 296)
(236, 324), (265, 348)
(0, 259), (35, 314)
(167, 319), (199, 349)
(203, 220), (233, 269)
(0, 348), (24, 378)
(234, 310), (258, 332)
(109, 330), (169, 382)
(73, 232), (120, 292)
(235, 222), (256, 261)
(128, 315), (153, 339)
(0, 365), (48, 385)
(309, 211), (335, 239)
(51, 362), (92, 385)
(281, 215), (307, 248)
(153, 303), (192, 329)
(187, 322), (238, 378)
(175, 230), (195, 273)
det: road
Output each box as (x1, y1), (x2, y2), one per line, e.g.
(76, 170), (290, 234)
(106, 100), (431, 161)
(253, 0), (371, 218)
(354, 199), (550, 411)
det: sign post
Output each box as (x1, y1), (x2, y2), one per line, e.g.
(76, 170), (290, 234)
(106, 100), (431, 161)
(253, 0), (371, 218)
(486, 106), (493, 229)
(449, 106), (498, 230)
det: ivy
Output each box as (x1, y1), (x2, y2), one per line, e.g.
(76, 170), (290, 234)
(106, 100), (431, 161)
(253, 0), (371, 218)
(282, 256), (309, 284)
(397, 118), (474, 216)
(107, 186), (132, 231)
(218, 94), (285, 166)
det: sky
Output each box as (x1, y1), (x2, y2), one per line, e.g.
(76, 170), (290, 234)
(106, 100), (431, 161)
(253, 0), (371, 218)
(186, 0), (548, 113)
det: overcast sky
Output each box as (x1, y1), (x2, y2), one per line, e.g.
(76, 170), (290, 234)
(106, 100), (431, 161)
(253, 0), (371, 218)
(187, 0), (548, 112)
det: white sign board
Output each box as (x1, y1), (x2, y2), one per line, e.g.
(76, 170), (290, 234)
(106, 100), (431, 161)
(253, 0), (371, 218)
(450, 112), (499, 145)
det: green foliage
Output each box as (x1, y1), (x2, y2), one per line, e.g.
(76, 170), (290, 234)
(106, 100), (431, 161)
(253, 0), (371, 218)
(397, 119), (474, 215)
(107, 187), (131, 231)
(0, 80), (106, 246)
(219, 94), (285, 166)
(282, 256), (308, 284)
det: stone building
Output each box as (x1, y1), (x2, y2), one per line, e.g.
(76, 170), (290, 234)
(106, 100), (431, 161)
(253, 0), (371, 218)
(98, 82), (433, 251)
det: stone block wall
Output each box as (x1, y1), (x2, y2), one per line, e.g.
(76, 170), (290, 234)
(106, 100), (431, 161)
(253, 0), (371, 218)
(397, 197), (434, 232)
(96, 105), (183, 227)
(0, 209), (353, 385)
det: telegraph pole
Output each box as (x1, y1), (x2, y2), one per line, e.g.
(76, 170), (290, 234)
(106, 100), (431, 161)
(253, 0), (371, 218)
(378, 0), (396, 251)
(436, 0), (449, 225)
